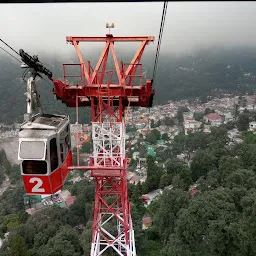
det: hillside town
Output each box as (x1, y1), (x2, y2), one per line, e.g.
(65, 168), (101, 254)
(1, 94), (256, 176)
(1, 94), (255, 216)
(0, 93), (256, 250)
(126, 94), (256, 137)
(71, 93), (256, 189)
(1, 94), (255, 143)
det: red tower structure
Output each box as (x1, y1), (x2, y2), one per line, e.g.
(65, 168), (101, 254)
(53, 34), (155, 255)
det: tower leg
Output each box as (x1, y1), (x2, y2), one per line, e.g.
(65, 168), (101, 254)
(90, 121), (136, 256)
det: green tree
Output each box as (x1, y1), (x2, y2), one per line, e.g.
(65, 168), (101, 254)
(139, 145), (147, 158)
(172, 174), (186, 189)
(233, 103), (239, 121)
(145, 132), (157, 145)
(131, 183), (143, 204)
(177, 106), (189, 125)
(217, 155), (243, 185)
(210, 126), (228, 143)
(226, 169), (256, 189)
(225, 121), (236, 130)
(162, 147), (173, 160)
(41, 226), (83, 256)
(145, 129), (161, 144)
(242, 131), (256, 144)
(204, 108), (215, 115)
(145, 156), (163, 192)
(0, 185), (25, 216)
(126, 125), (136, 133)
(80, 141), (93, 153)
(164, 116), (175, 126)
(151, 129), (161, 140)
(10, 234), (29, 256)
(234, 190), (256, 254)
(166, 158), (185, 176)
(150, 120), (155, 128)
(155, 146), (166, 159)
(152, 189), (189, 241)
(169, 190), (237, 256)
(159, 173), (172, 189)
(162, 133), (169, 141)
(193, 112), (204, 121)
(190, 150), (217, 181)
(80, 221), (92, 255)
(172, 134), (187, 155)
(154, 120), (161, 128)
(237, 113), (250, 131)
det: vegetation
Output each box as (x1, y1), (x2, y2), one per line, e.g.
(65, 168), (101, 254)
(130, 129), (256, 256)
(0, 150), (20, 186)
(176, 106), (189, 125)
(0, 127), (256, 255)
(145, 129), (161, 144)
(1, 45), (256, 254)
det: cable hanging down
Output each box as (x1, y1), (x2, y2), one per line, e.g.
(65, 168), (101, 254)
(152, 1), (168, 86)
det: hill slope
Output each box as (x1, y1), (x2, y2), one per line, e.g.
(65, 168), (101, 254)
(0, 46), (256, 124)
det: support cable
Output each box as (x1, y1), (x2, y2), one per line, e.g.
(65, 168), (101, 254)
(0, 38), (20, 56)
(152, 1), (168, 86)
(0, 46), (53, 86)
(0, 46), (22, 63)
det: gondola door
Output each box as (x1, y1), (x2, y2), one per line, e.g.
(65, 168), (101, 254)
(48, 137), (63, 193)
(54, 125), (72, 185)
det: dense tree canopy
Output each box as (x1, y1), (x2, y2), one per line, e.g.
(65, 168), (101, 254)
(1, 127), (256, 255)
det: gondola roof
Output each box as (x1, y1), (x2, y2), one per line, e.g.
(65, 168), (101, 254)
(19, 114), (69, 138)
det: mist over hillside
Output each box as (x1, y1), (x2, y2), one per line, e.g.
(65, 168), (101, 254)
(0, 45), (256, 124)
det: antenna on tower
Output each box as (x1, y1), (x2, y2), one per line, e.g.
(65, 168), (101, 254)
(106, 22), (115, 34)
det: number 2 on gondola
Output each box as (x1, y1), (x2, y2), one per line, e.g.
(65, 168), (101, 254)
(29, 177), (46, 193)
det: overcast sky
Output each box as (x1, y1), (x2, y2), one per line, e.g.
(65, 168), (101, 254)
(1, 1), (256, 58)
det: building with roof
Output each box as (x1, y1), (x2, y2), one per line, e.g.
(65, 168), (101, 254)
(142, 216), (152, 230)
(24, 189), (77, 215)
(66, 196), (77, 207)
(203, 125), (211, 133)
(204, 113), (224, 126)
(147, 145), (156, 157)
(132, 151), (140, 160)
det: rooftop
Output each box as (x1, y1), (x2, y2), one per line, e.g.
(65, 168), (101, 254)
(205, 113), (223, 121)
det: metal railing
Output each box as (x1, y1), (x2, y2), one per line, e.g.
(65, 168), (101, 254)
(63, 63), (85, 86)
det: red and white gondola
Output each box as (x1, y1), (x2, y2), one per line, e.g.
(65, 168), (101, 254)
(18, 113), (72, 195)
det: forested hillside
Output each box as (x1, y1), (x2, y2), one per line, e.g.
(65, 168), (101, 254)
(0, 46), (256, 124)
(0, 150), (20, 186)
(137, 129), (256, 255)
(1, 128), (256, 255)
(153, 46), (256, 104)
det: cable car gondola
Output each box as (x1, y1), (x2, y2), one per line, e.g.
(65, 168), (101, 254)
(15, 49), (73, 195)
(18, 113), (72, 195)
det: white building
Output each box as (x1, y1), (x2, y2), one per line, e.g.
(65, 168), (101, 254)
(223, 112), (234, 123)
(249, 121), (256, 132)
(183, 118), (202, 135)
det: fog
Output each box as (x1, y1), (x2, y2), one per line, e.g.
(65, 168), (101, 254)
(0, 1), (256, 58)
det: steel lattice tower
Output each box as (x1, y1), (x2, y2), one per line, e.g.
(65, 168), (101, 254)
(53, 34), (155, 255)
